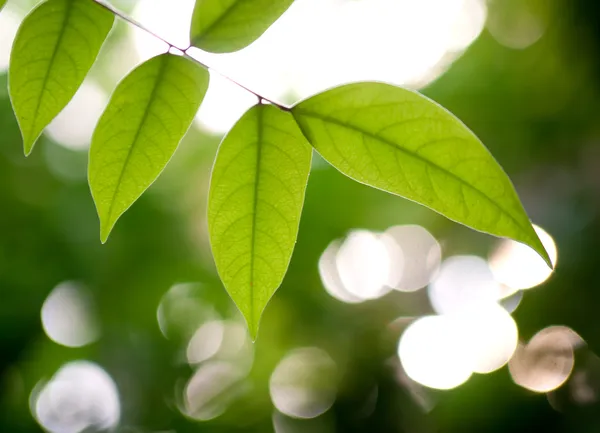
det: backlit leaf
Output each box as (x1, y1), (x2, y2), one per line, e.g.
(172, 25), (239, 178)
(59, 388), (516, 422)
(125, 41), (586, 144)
(292, 82), (551, 266)
(190, 0), (293, 53)
(208, 104), (312, 339)
(89, 53), (208, 243)
(9, 0), (114, 155)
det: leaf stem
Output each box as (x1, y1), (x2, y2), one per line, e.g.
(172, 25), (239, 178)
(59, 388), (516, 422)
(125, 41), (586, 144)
(91, 0), (292, 111)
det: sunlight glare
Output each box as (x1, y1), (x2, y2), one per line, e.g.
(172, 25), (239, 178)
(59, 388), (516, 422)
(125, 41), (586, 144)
(132, 0), (193, 61)
(131, 0), (487, 133)
(428, 256), (500, 315)
(0, 6), (21, 72)
(398, 316), (473, 390)
(380, 233), (405, 288)
(318, 240), (363, 304)
(336, 230), (392, 300)
(489, 225), (557, 290)
(285, 0), (488, 96)
(194, 72), (257, 134)
(454, 304), (518, 374)
(384, 225), (441, 292)
(46, 80), (108, 150)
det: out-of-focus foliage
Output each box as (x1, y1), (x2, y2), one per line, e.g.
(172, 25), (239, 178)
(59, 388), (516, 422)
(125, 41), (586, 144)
(2, 0), (600, 432)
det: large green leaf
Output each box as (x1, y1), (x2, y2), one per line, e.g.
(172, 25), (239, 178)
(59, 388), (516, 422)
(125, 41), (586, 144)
(292, 82), (551, 266)
(190, 0), (293, 53)
(208, 104), (312, 338)
(9, 0), (114, 155)
(89, 54), (209, 242)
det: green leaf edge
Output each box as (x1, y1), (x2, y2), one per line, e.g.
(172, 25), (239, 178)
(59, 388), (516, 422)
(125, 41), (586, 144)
(89, 54), (209, 244)
(208, 103), (313, 340)
(190, 0), (294, 53)
(8, 0), (114, 156)
(289, 81), (552, 269)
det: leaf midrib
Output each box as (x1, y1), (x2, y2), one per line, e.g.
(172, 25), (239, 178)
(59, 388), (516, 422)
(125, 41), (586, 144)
(104, 55), (169, 235)
(248, 105), (264, 330)
(27, 0), (75, 151)
(293, 109), (533, 239)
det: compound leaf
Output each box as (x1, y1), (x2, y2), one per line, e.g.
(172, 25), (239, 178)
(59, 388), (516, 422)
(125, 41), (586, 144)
(208, 104), (312, 339)
(292, 82), (551, 267)
(9, 0), (114, 155)
(89, 53), (209, 243)
(190, 0), (293, 53)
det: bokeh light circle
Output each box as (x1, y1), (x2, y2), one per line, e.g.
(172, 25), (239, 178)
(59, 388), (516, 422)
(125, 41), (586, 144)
(336, 230), (392, 300)
(34, 361), (120, 433)
(509, 326), (577, 393)
(454, 304), (519, 374)
(318, 240), (364, 304)
(398, 315), (473, 390)
(41, 282), (99, 348)
(489, 225), (557, 290)
(384, 225), (441, 292)
(270, 347), (337, 419)
(428, 255), (500, 314)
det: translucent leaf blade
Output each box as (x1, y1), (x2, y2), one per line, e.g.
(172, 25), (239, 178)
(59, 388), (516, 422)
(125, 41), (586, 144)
(292, 82), (551, 266)
(208, 104), (312, 339)
(9, 0), (114, 155)
(190, 0), (293, 53)
(89, 53), (209, 242)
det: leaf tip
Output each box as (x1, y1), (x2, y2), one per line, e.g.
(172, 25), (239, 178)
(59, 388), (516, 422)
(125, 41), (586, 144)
(99, 221), (114, 244)
(248, 323), (258, 343)
(540, 246), (554, 270)
(241, 313), (260, 342)
(529, 226), (554, 270)
(239, 309), (262, 342)
(22, 136), (35, 156)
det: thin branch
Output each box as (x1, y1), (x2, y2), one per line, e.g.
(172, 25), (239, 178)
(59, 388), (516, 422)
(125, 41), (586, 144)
(92, 0), (292, 111)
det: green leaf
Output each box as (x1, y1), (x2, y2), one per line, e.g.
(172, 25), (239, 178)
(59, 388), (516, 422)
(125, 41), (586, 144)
(190, 0), (293, 53)
(89, 53), (209, 243)
(208, 104), (312, 339)
(292, 82), (551, 267)
(0, 0), (7, 12)
(9, 0), (114, 155)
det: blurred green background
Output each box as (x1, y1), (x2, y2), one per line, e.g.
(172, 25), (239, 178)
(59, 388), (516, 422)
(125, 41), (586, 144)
(2, 0), (600, 432)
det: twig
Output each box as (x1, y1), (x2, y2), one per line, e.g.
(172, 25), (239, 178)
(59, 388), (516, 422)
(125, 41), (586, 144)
(92, 0), (292, 111)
